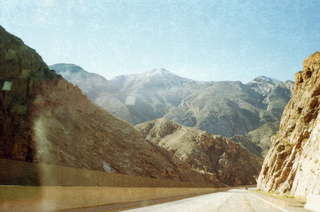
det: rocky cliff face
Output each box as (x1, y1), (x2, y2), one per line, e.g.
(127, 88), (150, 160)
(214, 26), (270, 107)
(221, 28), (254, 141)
(258, 52), (320, 196)
(136, 118), (263, 186)
(0, 25), (227, 185)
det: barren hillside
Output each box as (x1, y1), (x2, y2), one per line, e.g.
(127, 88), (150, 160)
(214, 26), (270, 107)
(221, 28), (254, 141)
(136, 118), (263, 186)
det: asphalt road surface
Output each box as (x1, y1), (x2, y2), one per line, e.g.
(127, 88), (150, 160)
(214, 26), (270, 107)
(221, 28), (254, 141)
(122, 189), (309, 212)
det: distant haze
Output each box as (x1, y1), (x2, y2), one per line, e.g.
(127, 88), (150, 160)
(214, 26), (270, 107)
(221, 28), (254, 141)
(1, 0), (320, 82)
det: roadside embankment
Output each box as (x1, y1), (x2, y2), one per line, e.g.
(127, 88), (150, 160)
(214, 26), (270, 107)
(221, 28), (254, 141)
(0, 159), (217, 187)
(0, 186), (223, 212)
(0, 159), (225, 211)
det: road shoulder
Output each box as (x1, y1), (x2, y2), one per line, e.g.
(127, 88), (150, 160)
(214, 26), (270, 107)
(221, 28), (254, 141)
(249, 189), (309, 212)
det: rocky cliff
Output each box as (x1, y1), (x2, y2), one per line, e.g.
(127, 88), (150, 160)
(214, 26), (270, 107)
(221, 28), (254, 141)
(258, 52), (320, 196)
(0, 25), (226, 185)
(136, 118), (263, 186)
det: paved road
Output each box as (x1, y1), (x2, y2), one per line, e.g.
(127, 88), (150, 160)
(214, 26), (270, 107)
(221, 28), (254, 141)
(122, 189), (309, 212)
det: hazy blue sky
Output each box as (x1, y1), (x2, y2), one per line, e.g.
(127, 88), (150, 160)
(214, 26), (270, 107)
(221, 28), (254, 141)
(1, 0), (320, 81)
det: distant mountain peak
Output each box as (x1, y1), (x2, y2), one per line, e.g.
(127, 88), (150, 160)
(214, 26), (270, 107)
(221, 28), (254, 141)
(112, 68), (175, 80)
(112, 68), (193, 82)
(144, 68), (195, 82)
(144, 68), (179, 78)
(149, 68), (171, 74)
(50, 63), (85, 73)
(251, 76), (280, 83)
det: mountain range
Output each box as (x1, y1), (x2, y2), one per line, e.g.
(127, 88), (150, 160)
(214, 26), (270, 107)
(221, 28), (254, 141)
(0, 25), (261, 186)
(6, 24), (320, 198)
(51, 64), (294, 156)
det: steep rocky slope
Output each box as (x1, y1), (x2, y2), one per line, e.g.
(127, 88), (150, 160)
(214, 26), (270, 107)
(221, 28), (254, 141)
(0, 26), (58, 162)
(258, 52), (320, 196)
(0, 25), (227, 185)
(136, 118), (263, 186)
(49, 63), (112, 99)
(49, 64), (133, 122)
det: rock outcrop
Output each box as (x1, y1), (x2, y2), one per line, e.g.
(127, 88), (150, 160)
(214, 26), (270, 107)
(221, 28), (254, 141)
(0, 25), (226, 186)
(258, 52), (320, 196)
(136, 118), (263, 186)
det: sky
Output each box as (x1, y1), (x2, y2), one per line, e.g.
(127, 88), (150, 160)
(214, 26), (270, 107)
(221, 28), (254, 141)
(0, 0), (320, 82)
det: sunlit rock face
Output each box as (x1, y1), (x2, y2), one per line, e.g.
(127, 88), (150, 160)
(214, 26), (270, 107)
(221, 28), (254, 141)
(258, 52), (320, 196)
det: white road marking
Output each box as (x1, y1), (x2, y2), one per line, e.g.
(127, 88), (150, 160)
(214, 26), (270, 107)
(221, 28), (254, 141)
(251, 193), (288, 212)
(122, 189), (306, 212)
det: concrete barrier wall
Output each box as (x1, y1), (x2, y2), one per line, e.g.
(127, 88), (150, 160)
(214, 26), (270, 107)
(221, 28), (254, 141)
(0, 186), (222, 212)
(0, 159), (215, 187)
(0, 159), (226, 211)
